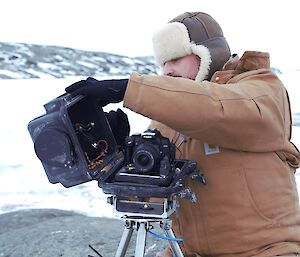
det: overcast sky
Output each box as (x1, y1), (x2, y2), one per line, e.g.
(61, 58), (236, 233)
(1, 0), (299, 69)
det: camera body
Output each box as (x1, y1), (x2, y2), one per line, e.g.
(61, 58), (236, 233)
(125, 129), (175, 175)
(28, 93), (121, 188)
(114, 129), (176, 186)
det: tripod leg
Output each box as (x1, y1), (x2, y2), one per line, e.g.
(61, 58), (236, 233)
(161, 220), (184, 257)
(135, 222), (147, 257)
(164, 229), (184, 257)
(115, 224), (134, 257)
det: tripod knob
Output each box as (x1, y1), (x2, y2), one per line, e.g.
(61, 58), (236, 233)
(191, 172), (207, 185)
(178, 188), (197, 203)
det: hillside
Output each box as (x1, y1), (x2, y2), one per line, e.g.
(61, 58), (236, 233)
(0, 42), (159, 79)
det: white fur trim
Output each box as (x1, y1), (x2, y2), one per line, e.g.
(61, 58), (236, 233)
(152, 22), (212, 82)
(191, 44), (211, 82)
(152, 22), (192, 66)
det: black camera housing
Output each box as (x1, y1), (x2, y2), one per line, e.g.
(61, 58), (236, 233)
(28, 94), (121, 188)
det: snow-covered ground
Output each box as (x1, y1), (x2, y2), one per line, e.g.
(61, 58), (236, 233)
(0, 71), (299, 218)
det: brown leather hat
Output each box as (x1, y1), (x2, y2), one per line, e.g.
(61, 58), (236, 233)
(152, 12), (231, 81)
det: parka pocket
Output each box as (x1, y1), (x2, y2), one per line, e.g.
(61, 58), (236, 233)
(242, 165), (299, 222)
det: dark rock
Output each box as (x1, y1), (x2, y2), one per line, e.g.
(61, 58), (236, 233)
(0, 209), (167, 257)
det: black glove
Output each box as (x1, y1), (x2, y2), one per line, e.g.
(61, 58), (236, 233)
(105, 108), (130, 151)
(65, 77), (128, 106)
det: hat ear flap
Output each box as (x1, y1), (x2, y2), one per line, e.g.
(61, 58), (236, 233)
(191, 44), (212, 82)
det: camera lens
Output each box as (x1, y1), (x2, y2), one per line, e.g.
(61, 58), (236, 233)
(137, 154), (151, 166)
(132, 143), (160, 174)
(133, 150), (154, 173)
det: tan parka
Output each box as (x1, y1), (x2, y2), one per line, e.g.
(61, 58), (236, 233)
(123, 51), (300, 257)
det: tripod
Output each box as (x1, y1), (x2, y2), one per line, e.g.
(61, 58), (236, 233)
(115, 216), (183, 257)
(110, 196), (184, 257)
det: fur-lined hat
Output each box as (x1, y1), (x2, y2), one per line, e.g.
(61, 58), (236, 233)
(152, 12), (231, 82)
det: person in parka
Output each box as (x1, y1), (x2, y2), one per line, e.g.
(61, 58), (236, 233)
(66, 12), (300, 257)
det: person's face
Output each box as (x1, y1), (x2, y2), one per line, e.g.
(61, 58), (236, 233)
(163, 53), (200, 80)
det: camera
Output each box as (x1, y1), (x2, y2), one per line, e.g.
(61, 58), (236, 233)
(125, 129), (175, 175)
(114, 129), (176, 186)
(28, 91), (206, 255)
(28, 93), (198, 199)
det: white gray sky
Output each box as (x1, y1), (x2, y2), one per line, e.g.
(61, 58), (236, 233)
(1, 0), (299, 69)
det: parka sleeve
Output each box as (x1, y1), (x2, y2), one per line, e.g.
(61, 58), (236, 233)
(123, 72), (289, 152)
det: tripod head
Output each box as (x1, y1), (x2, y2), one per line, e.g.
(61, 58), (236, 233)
(106, 159), (206, 219)
(107, 196), (178, 219)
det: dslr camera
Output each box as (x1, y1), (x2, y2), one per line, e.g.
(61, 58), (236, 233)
(28, 93), (198, 199)
(115, 129), (176, 186)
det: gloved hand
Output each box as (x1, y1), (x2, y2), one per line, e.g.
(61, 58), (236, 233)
(65, 77), (128, 106)
(105, 108), (130, 151)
